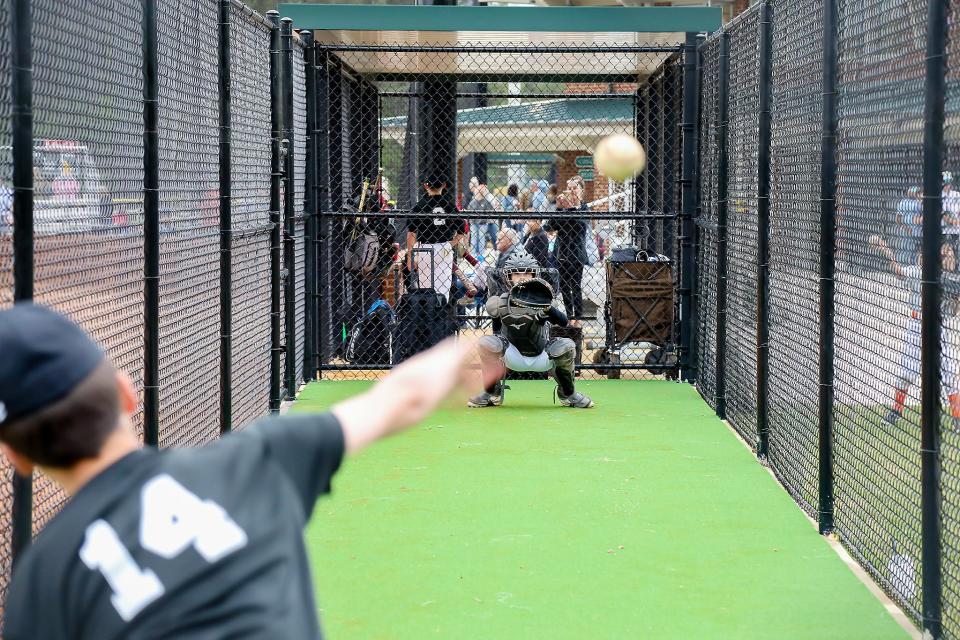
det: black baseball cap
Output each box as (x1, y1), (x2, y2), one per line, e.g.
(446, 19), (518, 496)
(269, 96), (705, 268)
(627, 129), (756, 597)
(0, 303), (105, 427)
(422, 175), (447, 189)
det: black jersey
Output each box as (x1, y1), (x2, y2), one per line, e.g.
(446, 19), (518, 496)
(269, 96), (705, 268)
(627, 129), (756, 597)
(410, 193), (461, 244)
(3, 414), (345, 640)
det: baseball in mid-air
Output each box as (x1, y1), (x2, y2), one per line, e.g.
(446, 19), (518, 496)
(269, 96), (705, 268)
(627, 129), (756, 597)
(593, 134), (647, 182)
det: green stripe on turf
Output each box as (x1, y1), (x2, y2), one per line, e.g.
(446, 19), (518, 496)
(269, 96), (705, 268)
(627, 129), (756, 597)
(295, 380), (910, 640)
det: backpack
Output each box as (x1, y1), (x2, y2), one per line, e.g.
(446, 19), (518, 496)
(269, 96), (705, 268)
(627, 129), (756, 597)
(346, 300), (394, 365)
(345, 219), (396, 279)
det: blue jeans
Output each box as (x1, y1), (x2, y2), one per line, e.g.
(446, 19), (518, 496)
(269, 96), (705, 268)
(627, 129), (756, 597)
(471, 222), (498, 255)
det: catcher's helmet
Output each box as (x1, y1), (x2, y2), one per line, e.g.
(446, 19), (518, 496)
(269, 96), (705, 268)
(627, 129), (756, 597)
(507, 277), (555, 312)
(501, 248), (540, 274)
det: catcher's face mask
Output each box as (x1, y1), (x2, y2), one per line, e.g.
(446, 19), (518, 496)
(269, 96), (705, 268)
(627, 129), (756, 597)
(508, 271), (535, 285)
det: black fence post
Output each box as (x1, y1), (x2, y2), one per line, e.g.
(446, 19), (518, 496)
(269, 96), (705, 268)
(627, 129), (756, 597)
(316, 49), (332, 375)
(10, 0), (33, 566)
(817, 0), (838, 536)
(143, 0), (160, 448)
(218, 0), (232, 434)
(268, 10), (283, 413)
(921, 0), (948, 634)
(688, 37), (704, 385)
(302, 31), (317, 382)
(679, 33), (700, 382)
(715, 31), (730, 420)
(281, 18), (297, 399)
(755, 0), (773, 458)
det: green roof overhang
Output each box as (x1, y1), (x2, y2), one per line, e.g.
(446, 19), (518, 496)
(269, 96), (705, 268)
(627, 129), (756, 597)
(278, 4), (721, 34)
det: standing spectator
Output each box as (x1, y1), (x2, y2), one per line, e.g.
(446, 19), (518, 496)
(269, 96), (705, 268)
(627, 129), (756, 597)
(503, 184), (524, 233)
(870, 235), (960, 428)
(524, 219), (552, 269)
(547, 176), (589, 325)
(407, 177), (462, 301)
(502, 184), (519, 212)
(468, 177), (498, 256)
(529, 178), (547, 212)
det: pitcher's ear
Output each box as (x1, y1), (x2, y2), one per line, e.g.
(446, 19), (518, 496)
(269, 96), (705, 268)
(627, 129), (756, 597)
(0, 443), (34, 478)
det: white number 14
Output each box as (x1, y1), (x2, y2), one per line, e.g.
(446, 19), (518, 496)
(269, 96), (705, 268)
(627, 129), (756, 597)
(79, 474), (248, 621)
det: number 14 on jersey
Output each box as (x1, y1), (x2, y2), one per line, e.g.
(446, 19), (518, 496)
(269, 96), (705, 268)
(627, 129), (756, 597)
(79, 474), (248, 621)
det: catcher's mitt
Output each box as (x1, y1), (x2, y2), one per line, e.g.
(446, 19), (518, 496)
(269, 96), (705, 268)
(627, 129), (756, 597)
(507, 277), (555, 312)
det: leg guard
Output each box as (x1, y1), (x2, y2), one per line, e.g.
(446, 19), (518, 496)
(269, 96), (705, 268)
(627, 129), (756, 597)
(478, 335), (508, 394)
(546, 337), (576, 397)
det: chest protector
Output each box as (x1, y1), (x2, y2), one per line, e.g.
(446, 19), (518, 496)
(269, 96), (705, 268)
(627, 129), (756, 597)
(500, 309), (550, 357)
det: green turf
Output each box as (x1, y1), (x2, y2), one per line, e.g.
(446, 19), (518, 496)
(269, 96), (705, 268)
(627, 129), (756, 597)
(295, 380), (911, 640)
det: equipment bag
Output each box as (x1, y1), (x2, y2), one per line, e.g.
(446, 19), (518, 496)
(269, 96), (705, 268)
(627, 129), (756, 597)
(346, 300), (394, 366)
(392, 288), (456, 364)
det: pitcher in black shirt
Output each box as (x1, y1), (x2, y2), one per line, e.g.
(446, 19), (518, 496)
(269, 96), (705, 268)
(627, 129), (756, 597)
(407, 178), (464, 300)
(0, 303), (494, 640)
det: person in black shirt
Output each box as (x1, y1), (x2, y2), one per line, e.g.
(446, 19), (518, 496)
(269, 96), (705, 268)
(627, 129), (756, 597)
(545, 176), (589, 325)
(407, 178), (464, 301)
(0, 303), (494, 640)
(524, 219), (552, 269)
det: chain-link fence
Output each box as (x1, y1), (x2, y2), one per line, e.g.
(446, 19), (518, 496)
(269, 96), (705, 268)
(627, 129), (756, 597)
(834, 0), (927, 622)
(315, 42), (687, 382)
(158, 0), (221, 447)
(695, 35), (722, 410)
(695, 0), (960, 637)
(0, 0), (314, 605)
(765, 0), (824, 519)
(723, 7), (762, 447)
(0, 0), (12, 608)
(230, 4), (272, 432)
(941, 1), (960, 634)
(29, 0), (148, 581)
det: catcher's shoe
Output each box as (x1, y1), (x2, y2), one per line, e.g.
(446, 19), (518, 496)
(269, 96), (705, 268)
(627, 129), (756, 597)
(558, 390), (594, 409)
(883, 408), (901, 426)
(468, 390), (503, 408)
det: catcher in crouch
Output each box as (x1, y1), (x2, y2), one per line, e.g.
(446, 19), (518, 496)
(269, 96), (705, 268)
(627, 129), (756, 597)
(468, 250), (595, 409)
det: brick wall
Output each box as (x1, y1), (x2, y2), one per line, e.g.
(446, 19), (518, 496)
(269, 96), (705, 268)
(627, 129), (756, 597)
(555, 150), (612, 211)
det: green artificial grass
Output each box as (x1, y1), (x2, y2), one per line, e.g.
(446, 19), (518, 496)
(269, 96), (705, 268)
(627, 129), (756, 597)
(294, 380), (911, 640)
